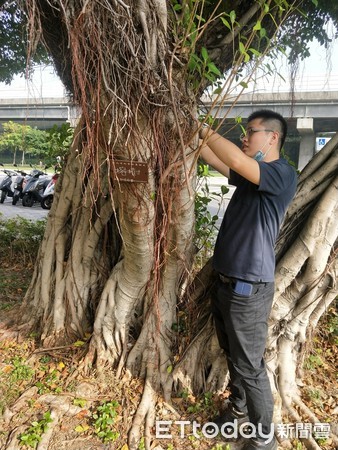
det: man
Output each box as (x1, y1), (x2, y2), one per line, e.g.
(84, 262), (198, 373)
(199, 110), (297, 450)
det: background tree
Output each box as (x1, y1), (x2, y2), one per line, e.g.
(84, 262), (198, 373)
(1, 1), (337, 449)
(0, 0), (49, 84)
(45, 123), (74, 169)
(0, 121), (24, 164)
(0, 121), (49, 164)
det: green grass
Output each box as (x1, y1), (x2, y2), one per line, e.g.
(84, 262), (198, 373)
(0, 163), (54, 174)
(0, 268), (31, 310)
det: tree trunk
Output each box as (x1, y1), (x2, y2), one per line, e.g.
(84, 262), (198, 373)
(14, 128), (338, 450)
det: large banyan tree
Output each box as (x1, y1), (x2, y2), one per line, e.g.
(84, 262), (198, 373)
(2, 0), (338, 449)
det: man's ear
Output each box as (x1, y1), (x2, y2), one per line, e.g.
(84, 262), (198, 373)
(271, 131), (279, 146)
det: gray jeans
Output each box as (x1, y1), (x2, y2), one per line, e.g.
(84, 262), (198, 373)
(211, 278), (275, 437)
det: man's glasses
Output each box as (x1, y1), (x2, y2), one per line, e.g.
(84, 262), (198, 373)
(240, 128), (275, 142)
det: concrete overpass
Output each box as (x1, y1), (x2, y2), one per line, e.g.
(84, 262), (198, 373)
(203, 90), (338, 169)
(0, 97), (79, 131)
(0, 90), (337, 169)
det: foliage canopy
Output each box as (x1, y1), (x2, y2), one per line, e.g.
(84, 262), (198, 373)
(0, 0), (49, 84)
(0, 1), (338, 89)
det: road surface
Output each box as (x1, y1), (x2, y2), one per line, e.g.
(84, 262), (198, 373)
(0, 176), (234, 224)
(0, 196), (49, 221)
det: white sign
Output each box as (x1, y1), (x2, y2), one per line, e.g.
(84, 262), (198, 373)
(316, 137), (331, 152)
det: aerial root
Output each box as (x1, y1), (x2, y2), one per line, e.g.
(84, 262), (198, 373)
(128, 376), (157, 450)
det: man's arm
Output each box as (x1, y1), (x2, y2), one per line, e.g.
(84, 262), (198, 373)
(199, 141), (230, 178)
(200, 128), (260, 185)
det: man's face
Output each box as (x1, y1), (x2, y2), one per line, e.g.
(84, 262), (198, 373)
(240, 118), (275, 159)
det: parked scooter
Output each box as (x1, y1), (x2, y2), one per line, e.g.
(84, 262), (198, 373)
(0, 169), (18, 203)
(41, 173), (59, 210)
(22, 170), (52, 207)
(12, 170), (28, 205)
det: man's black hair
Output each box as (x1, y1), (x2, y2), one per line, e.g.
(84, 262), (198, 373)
(247, 109), (287, 150)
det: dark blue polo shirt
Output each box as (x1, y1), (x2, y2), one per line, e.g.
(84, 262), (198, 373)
(213, 158), (297, 282)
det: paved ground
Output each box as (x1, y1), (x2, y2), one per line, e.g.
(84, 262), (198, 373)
(0, 196), (49, 221)
(0, 175), (234, 223)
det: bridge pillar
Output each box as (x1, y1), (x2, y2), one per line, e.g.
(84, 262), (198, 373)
(297, 118), (315, 171)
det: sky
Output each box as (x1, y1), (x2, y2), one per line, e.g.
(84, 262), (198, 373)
(250, 37), (338, 93)
(0, 33), (338, 100)
(0, 65), (66, 100)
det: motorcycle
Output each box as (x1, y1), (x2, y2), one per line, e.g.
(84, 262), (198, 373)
(12, 170), (28, 205)
(0, 169), (18, 203)
(21, 170), (52, 207)
(41, 173), (59, 210)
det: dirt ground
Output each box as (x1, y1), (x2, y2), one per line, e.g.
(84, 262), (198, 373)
(0, 264), (337, 450)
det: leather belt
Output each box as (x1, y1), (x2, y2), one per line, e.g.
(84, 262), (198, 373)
(219, 274), (233, 284)
(219, 274), (266, 286)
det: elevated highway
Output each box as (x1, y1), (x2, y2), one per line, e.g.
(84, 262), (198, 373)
(1, 90), (337, 169)
(0, 97), (79, 131)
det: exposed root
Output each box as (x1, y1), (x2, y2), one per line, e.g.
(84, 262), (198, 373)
(4, 425), (29, 450)
(3, 387), (39, 424)
(128, 376), (157, 450)
(283, 403), (322, 450)
(36, 409), (60, 450)
(3, 391), (87, 450)
(0, 307), (38, 343)
(173, 316), (227, 394)
(293, 397), (338, 448)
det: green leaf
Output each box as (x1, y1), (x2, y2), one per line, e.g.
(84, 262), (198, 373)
(220, 17), (231, 30)
(239, 41), (246, 54)
(204, 72), (215, 81)
(188, 54), (201, 73)
(229, 10), (236, 24)
(207, 62), (221, 76)
(201, 47), (209, 62)
(249, 48), (261, 57)
(239, 81), (248, 88)
(221, 185), (229, 195)
(311, 0), (318, 5)
(253, 20), (261, 31)
(44, 411), (52, 420)
(195, 14), (205, 23)
(73, 398), (87, 407)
